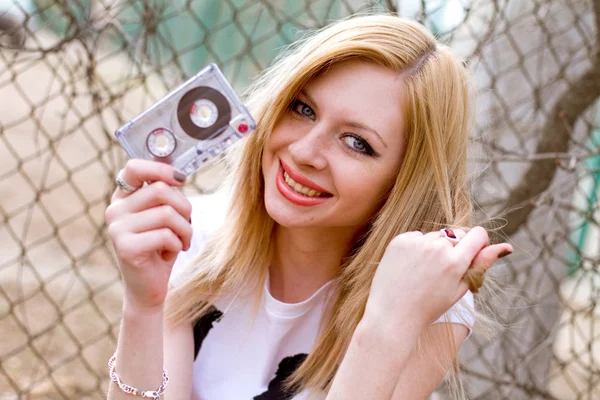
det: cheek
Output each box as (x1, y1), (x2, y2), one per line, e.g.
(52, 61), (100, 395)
(336, 164), (395, 205)
(268, 115), (307, 146)
(263, 131), (285, 164)
(262, 126), (285, 166)
(344, 164), (398, 214)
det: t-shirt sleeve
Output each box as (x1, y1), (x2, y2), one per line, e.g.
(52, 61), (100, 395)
(169, 193), (226, 288)
(432, 290), (475, 339)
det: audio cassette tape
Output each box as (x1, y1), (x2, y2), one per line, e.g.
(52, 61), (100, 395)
(115, 64), (256, 176)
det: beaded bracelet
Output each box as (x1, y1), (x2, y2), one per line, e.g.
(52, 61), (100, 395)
(108, 352), (169, 399)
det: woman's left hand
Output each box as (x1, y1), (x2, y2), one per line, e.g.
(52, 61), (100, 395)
(363, 227), (512, 333)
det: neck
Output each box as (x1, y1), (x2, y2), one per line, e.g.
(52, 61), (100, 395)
(269, 225), (359, 303)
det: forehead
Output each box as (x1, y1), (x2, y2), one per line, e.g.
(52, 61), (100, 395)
(303, 60), (406, 135)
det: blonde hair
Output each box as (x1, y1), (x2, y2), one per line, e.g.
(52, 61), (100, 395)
(167, 13), (477, 398)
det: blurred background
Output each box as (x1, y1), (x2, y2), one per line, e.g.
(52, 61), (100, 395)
(0, 0), (598, 398)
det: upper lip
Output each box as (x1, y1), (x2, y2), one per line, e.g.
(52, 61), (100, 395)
(280, 160), (331, 194)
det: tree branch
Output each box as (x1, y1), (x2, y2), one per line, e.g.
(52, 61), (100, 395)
(493, 0), (600, 237)
(497, 67), (600, 237)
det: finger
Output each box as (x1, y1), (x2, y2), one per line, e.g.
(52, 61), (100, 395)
(113, 159), (187, 200)
(469, 243), (513, 273)
(387, 231), (423, 248)
(457, 243), (512, 296)
(452, 226), (490, 270)
(124, 205), (193, 251)
(400, 231), (424, 238)
(422, 230), (455, 247)
(125, 228), (183, 263)
(433, 228), (467, 241)
(451, 228), (467, 240)
(108, 181), (192, 223)
(423, 231), (442, 240)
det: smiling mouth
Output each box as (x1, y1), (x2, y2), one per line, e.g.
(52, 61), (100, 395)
(282, 170), (331, 198)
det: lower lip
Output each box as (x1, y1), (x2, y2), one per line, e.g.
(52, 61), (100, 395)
(275, 165), (330, 207)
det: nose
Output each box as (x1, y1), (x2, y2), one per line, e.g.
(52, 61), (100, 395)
(288, 123), (329, 171)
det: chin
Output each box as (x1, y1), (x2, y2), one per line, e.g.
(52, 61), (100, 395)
(264, 197), (305, 228)
(263, 192), (320, 229)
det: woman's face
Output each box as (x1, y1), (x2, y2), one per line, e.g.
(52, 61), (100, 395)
(262, 60), (407, 232)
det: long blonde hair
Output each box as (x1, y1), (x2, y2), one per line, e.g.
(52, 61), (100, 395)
(167, 13), (474, 397)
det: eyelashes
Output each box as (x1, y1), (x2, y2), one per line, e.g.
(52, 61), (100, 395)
(290, 99), (315, 119)
(341, 134), (376, 156)
(288, 99), (378, 157)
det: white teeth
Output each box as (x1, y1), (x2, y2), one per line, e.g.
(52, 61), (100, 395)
(283, 171), (325, 197)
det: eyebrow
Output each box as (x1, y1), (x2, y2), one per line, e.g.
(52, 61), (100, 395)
(299, 89), (388, 149)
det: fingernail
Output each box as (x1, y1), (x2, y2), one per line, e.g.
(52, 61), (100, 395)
(174, 170), (186, 183)
(188, 216), (192, 224)
(498, 249), (512, 258)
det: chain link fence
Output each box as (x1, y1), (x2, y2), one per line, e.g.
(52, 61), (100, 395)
(0, 0), (598, 398)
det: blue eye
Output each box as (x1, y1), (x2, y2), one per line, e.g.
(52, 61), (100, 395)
(342, 134), (376, 156)
(291, 100), (315, 119)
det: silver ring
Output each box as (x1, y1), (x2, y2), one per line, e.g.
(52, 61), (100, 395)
(440, 228), (460, 243)
(116, 169), (139, 194)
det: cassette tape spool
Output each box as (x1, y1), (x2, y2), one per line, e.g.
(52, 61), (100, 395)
(115, 64), (256, 176)
(146, 128), (176, 158)
(178, 86), (231, 140)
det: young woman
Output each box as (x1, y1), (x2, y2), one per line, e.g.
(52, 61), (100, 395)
(105, 14), (512, 400)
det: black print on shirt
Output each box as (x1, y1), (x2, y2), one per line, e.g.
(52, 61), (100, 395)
(193, 305), (223, 361)
(253, 353), (308, 400)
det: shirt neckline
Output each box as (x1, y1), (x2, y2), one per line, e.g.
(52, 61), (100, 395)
(263, 276), (337, 319)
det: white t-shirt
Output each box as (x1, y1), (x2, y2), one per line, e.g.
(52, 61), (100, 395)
(171, 195), (475, 400)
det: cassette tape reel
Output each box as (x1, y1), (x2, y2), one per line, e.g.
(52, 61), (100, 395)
(115, 64), (256, 176)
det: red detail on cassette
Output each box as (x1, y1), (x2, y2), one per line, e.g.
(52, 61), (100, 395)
(237, 123), (249, 134)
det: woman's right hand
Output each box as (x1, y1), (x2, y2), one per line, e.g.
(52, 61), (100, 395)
(105, 159), (193, 312)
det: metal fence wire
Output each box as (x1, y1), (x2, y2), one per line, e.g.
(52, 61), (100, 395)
(0, 0), (598, 398)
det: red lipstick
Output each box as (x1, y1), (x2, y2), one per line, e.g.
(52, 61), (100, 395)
(276, 162), (331, 206)
(280, 160), (330, 194)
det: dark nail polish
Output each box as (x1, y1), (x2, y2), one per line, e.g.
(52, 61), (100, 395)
(498, 249), (512, 258)
(174, 171), (186, 183)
